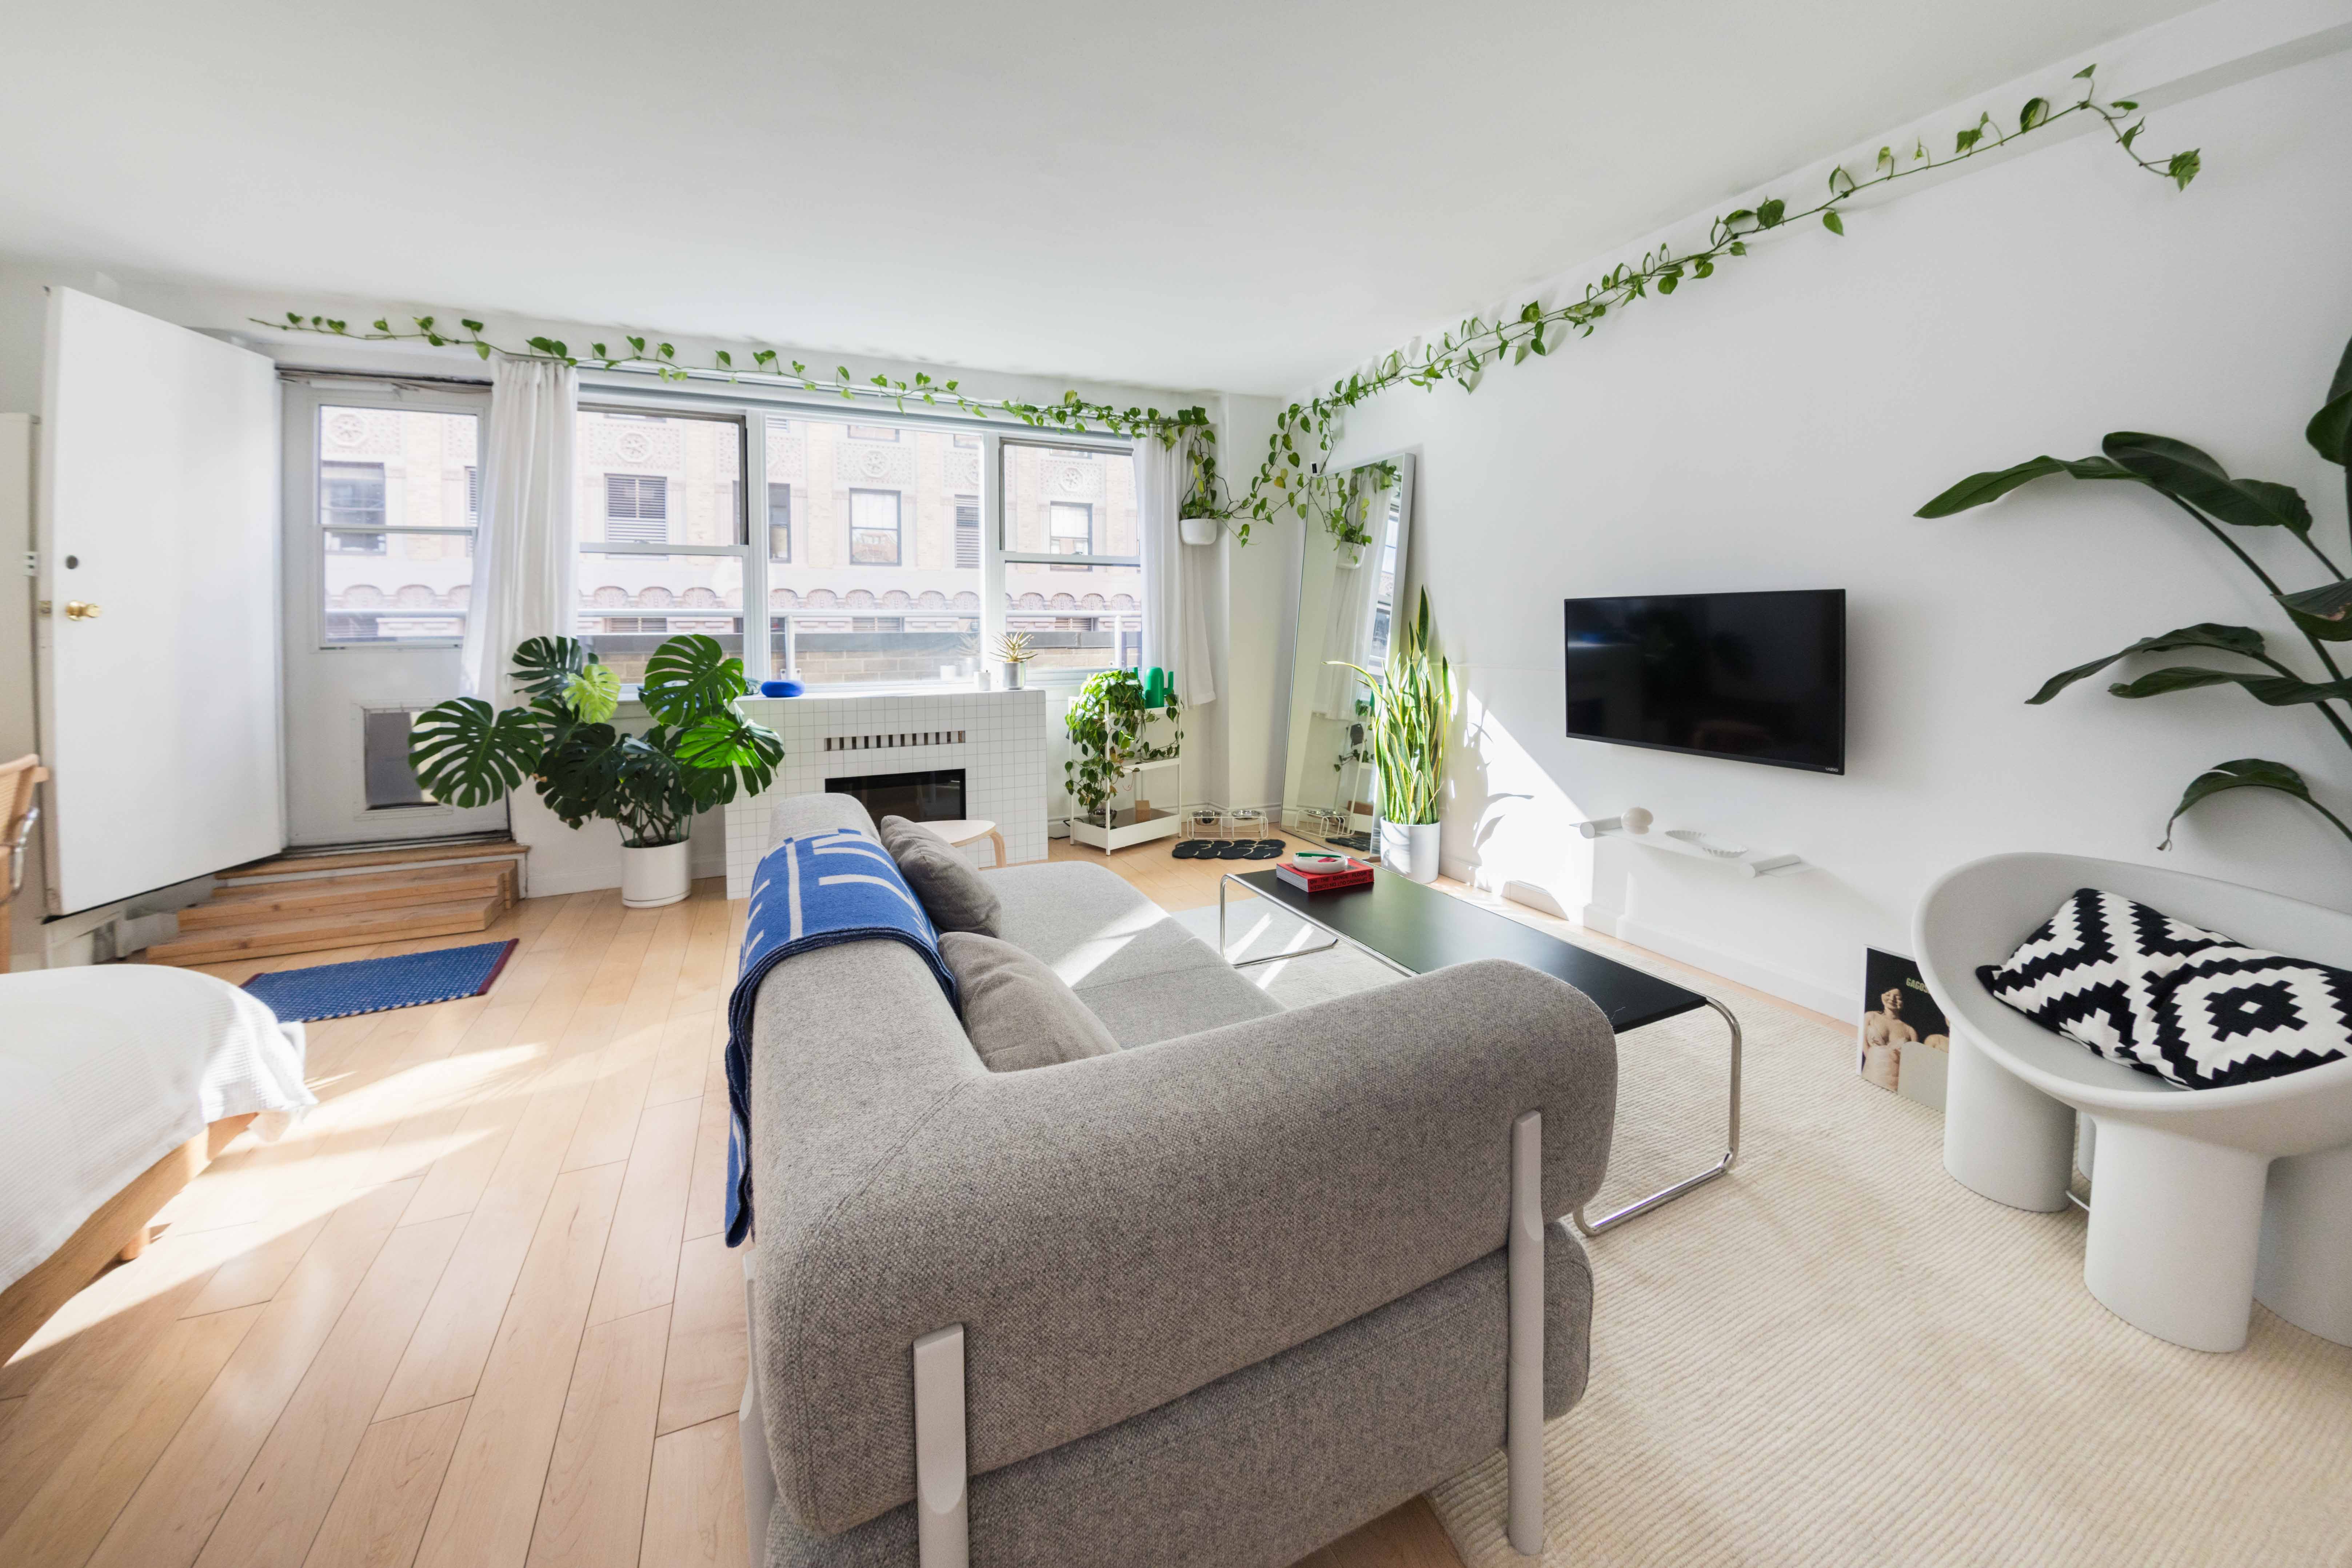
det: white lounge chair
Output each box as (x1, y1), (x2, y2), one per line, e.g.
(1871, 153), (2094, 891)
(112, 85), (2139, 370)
(1914, 852), (2352, 1353)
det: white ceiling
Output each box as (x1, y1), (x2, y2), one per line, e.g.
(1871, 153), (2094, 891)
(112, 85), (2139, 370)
(4, 0), (2206, 395)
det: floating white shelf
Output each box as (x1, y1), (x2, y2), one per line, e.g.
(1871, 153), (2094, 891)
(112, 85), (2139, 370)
(1574, 816), (1810, 878)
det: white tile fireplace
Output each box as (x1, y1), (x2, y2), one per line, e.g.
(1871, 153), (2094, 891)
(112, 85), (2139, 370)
(723, 689), (1051, 897)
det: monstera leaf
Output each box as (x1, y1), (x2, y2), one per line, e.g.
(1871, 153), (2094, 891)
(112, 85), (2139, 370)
(640, 635), (749, 728)
(510, 636), (594, 703)
(533, 721), (624, 827)
(2163, 758), (2351, 849)
(2100, 433), (2312, 534)
(407, 698), (546, 809)
(565, 663), (622, 723)
(671, 715), (784, 804)
(2025, 624), (2277, 705)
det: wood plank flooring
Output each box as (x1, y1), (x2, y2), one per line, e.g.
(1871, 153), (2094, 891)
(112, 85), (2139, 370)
(3, 838), (1493, 1568)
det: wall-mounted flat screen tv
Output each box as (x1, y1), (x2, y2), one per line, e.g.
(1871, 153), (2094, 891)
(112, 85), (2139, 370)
(1564, 589), (1845, 774)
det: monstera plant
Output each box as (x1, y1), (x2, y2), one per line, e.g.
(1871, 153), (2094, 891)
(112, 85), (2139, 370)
(408, 636), (782, 901)
(1919, 332), (2352, 850)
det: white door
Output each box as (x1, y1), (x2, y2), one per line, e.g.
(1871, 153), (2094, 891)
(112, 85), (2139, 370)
(281, 381), (508, 845)
(35, 288), (284, 914)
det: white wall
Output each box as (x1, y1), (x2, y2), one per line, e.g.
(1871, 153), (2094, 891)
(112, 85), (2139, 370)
(1320, 35), (2352, 1018)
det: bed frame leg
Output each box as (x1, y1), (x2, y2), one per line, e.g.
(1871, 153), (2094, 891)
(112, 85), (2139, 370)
(914, 1324), (969, 1568)
(1508, 1109), (1545, 1555)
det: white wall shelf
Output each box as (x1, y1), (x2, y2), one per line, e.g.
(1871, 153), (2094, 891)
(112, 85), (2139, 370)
(1575, 816), (1810, 879)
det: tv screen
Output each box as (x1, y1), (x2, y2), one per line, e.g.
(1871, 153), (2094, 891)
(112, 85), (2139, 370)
(1564, 590), (1845, 773)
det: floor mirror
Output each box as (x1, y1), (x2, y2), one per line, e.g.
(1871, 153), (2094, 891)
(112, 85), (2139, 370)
(1278, 453), (1414, 854)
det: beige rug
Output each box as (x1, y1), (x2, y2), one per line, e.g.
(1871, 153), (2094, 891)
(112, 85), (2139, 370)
(1411, 947), (2352, 1568)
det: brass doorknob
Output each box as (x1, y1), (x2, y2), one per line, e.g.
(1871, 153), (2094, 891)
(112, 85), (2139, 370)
(64, 601), (101, 620)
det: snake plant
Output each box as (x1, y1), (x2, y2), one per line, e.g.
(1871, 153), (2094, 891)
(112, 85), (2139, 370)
(1333, 587), (1451, 827)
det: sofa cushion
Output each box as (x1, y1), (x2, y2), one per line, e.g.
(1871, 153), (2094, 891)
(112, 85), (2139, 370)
(879, 816), (1002, 936)
(940, 931), (1121, 1072)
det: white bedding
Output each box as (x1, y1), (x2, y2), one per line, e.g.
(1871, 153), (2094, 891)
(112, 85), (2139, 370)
(0, 965), (315, 1294)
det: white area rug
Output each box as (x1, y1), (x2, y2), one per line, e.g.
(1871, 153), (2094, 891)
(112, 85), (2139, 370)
(1178, 900), (2352, 1567)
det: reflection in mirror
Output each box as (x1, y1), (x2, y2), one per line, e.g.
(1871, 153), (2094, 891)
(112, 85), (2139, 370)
(1279, 455), (1414, 853)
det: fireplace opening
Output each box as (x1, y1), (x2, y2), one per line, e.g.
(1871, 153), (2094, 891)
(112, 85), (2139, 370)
(827, 767), (966, 823)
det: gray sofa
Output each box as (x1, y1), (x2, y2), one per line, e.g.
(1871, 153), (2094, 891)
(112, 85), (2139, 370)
(741, 793), (1618, 1568)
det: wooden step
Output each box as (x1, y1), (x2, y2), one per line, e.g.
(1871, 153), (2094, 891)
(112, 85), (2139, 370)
(146, 894), (505, 966)
(216, 837), (526, 881)
(180, 863), (515, 929)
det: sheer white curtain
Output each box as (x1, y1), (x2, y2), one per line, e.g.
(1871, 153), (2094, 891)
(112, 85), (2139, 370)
(1137, 431), (1217, 705)
(1313, 533), (1379, 717)
(460, 357), (578, 699)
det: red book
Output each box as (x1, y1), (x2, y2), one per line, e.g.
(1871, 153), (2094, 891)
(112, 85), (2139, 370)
(1275, 856), (1374, 893)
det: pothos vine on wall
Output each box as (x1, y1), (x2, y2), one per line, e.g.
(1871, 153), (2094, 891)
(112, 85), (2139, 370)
(256, 67), (2195, 547)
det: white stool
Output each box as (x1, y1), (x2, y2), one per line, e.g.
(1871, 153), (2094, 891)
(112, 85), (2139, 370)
(919, 819), (1007, 868)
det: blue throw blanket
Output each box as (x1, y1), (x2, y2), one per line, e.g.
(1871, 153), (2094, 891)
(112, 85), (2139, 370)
(724, 829), (958, 1245)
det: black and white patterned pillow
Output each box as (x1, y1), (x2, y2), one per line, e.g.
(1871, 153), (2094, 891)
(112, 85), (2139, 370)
(1977, 887), (2352, 1089)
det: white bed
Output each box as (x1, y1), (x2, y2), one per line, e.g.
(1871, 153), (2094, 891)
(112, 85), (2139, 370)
(0, 964), (314, 1299)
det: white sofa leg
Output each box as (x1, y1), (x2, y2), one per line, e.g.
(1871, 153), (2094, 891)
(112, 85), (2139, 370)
(1507, 1110), (1544, 1556)
(2085, 1122), (2269, 1352)
(2257, 1142), (2352, 1347)
(914, 1324), (969, 1568)
(740, 1251), (776, 1558)
(1944, 1032), (2074, 1212)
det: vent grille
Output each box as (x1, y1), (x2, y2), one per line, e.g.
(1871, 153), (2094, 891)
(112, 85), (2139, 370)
(822, 731), (967, 753)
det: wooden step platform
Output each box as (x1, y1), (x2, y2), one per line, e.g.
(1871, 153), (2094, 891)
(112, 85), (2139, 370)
(178, 862), (516, 930)
(147, 892), (510, 966)
(216, 835), (526, 881)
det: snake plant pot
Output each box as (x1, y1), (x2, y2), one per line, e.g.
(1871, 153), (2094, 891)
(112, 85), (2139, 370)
(1001, 661), (1026, 690)
(1179, 515), (1219, 547)
(621, 840), (692, 908)
(1380, 820), (1441, 883)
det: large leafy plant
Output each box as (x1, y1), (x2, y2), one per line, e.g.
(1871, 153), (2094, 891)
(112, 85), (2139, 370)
(408, 635), (783, 849)
(1919, 334), (2352, 849)
(1063, 669), (1182, 818)
(1333, 588), (1452, 828)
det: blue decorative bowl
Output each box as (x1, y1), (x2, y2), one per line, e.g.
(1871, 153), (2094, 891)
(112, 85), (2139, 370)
(759, 680), (804, 698)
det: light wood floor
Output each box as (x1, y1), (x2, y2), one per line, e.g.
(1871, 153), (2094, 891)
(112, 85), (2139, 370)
(0, 831), (1701, 1568)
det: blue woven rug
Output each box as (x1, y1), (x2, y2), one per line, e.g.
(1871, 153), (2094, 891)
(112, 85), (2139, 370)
(242, 939), (518, 1022)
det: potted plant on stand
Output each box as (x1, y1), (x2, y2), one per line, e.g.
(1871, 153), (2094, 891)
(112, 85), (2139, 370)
(406, 634), (783, 908)
(1065, 667), (1184, 851)
(1334, 588), (1451, 882)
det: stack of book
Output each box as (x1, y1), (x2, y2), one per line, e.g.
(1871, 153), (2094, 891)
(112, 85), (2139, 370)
(1274, 855), (1374, 893)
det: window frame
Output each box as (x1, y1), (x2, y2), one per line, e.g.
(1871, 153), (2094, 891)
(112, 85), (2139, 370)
(999, 437), (1144, 686)
(846, 487), (903, 567)
(574, 378), (1142, 691)
(298, 387), (488, 651)
(574, 398), (752, 682)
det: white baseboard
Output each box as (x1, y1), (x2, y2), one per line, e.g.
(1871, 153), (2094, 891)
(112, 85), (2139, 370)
(1601, 911), (1858, 1023)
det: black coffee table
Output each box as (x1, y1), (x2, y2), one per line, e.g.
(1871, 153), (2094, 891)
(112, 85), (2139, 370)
(1220, 867), (1741, 1234)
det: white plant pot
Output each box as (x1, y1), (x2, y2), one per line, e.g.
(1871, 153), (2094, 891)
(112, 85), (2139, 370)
(621, 840), (692, 908)
(1179, 515), (1220, 547)
(1381, 820), (1442, 883)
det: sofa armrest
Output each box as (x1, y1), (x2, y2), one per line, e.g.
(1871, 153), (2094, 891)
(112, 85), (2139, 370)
(755, 956), (1616, 1534)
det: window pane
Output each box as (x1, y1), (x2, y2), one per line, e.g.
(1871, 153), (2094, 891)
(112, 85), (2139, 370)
(576, 552), (744, 682)
(1004, 561), (1142, 675)
(576, 410), (744, 546)
(766, 416), (983, 689)
(1001, 444), (1137, 558)
(319, 406), (478, 643)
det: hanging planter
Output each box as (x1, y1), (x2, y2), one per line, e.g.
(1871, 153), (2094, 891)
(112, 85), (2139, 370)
(1179, 514), (1220, 547)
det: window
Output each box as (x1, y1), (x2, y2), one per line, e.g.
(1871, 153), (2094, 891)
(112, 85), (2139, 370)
(575, 409), (747, 679)
(954, 497), (980, 568)
(849, 489), (901, 565)
(768, 482), (792, 562)
(765, 414), (981, 691)
(1000, 442), (1143, 675)
(1048, 500), (1093, 568)
(317, 406), (479, 643)
(604, 474), (668, 543)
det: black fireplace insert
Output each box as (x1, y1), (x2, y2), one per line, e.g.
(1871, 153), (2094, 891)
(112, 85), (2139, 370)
(826, 767), (967, 823)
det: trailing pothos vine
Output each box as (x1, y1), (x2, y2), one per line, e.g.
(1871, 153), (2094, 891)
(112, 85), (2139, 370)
(256, 66), (2195, 548)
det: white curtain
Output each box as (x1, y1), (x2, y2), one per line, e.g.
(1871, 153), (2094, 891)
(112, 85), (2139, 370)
(460, 357), (578, 700)
(1137, 430), (1217, 705)
(1313, 531), (1380, 717)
